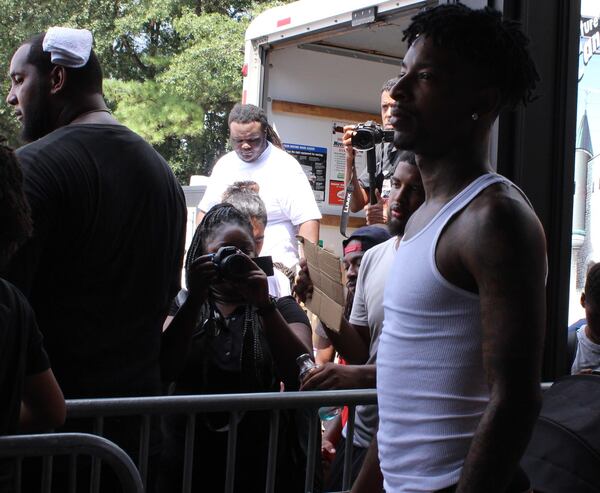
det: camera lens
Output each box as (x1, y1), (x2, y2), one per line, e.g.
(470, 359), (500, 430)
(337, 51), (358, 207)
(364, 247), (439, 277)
(220, 253), (249, 279)
(352, 129), (375, 150)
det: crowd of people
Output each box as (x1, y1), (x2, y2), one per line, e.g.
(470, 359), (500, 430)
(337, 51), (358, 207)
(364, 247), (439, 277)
(1, 3), (589, 493)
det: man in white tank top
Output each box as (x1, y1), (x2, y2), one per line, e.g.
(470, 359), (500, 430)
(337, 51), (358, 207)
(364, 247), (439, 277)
(352, 4), (546, 493)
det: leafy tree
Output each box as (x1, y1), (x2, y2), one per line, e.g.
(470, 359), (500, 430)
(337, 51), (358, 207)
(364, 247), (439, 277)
(0, 0), (291, 184)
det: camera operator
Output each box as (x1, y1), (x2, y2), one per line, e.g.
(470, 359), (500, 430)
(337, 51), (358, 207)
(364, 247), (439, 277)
(343, 78), (399, 225)
(159, 203), (313, 493)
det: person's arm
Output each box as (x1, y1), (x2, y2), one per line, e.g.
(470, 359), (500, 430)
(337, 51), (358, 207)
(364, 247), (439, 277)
(351, 434), (383, 493)
(298, 219), (320, 245)
(454, 195), (546, 493)
(232, 259), (312, 389)
(314, 333), (335, 366)
(300, 363), (375, 391)
(293, 257), (313, 304)
(324, 250), (373, 364)
(161, 255), (217, 382)
(322, 413), (343, 464)
(259, 307), (312, 390)
(343, 126), (369, 213)
(19, 369), (65, 432)
(322, 319), (370, 364)
(365, 189), (387, 225)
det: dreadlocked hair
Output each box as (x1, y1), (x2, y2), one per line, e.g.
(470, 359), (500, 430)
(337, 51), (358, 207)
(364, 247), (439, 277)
(228, 103), (284, 149)
(186, 203), (254, 284)
(0, 142), (33, 262)
(585, 263), (600, 308)
(403, 3), (539, 110)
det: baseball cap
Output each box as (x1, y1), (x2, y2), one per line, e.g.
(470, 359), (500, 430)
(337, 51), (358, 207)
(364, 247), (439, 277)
(342, 225), (391, 255)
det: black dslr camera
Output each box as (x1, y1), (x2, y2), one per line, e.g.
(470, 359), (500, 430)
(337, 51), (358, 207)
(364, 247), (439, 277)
(351, 121), (394, 150)
(210, 246), (274, 280)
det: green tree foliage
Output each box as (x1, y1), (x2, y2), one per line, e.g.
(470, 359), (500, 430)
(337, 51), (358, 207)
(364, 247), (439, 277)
(0, 0), (291, 183)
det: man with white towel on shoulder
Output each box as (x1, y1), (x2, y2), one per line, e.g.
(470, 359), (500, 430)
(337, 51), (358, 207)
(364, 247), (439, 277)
(4, 27), (186, 490)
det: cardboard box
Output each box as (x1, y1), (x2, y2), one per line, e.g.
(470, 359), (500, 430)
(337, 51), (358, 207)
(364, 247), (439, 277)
(300, 237), (345, 332)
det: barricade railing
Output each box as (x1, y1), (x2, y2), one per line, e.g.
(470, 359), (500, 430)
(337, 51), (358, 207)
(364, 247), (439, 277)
(0, 432), (144, 493)
(65, 389), (378, 493)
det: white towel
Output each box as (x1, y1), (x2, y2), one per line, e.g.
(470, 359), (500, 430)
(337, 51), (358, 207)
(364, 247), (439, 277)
(42, 27), (93, 68)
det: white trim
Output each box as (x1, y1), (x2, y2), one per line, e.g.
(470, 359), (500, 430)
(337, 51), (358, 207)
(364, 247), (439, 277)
(245, 0), (428, 44)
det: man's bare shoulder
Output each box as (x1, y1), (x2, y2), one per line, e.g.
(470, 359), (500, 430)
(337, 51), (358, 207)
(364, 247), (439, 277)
(456, 181), (546, 265)
(465, 181), (542, 235)
(437, 180), (546, 292)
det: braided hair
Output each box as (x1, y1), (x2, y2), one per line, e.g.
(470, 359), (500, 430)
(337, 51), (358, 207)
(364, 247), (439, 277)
(187, 203), (274, 394)
(0, 143), (33, 263)
(186, 203), (254, 285)
(403, 4), (539, 110)
(228, 103), (284, 149)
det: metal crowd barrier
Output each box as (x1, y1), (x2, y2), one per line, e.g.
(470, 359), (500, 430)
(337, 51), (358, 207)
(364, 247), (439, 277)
(65, 389), (378, 493)
(0, 432), (144, 493)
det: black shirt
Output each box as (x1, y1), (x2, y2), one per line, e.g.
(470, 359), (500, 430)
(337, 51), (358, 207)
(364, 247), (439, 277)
(171, 294), (309, 393)
(161, 295), (312, 493)
(0, 279), (49, 435)
(4, 124), (186, 399)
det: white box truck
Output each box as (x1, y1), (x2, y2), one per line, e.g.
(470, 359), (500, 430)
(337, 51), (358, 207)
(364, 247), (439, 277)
(242, 0), (434, 253)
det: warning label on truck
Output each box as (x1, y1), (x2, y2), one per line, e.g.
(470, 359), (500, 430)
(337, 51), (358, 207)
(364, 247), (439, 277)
(328, 180), (345, 206)
(284, 143), (327, 203)
(331, 122), (367, 183)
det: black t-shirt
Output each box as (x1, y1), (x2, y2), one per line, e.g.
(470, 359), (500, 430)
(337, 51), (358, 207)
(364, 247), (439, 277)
(0, 279), (49, 435)
(171, 294), (309, 393)
(162, 294), (311, 493)
(3, 124), (186, 399)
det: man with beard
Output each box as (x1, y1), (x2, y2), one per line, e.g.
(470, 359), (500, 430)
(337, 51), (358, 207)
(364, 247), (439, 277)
(343, 78), (400, 225)
(298, 153), (424, 490)
(353, 5), (546, 493)
(4, 27), (186, 490)
(198, 103), (321, 270)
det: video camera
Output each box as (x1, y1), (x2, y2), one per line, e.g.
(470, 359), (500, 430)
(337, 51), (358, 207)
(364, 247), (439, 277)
(209, 246), (274, 280)
(351, 121), (394, 151)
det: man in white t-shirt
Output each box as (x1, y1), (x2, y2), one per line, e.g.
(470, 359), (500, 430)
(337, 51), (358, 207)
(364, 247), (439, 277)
(299, 153), (424, 490)
(198, 104), (321, 268)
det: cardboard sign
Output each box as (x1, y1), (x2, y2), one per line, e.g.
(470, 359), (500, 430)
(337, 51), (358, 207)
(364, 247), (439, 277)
(301, 237), (345, 333)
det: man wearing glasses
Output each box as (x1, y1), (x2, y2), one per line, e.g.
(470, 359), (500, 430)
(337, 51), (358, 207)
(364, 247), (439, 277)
(198, 103), (321, 269)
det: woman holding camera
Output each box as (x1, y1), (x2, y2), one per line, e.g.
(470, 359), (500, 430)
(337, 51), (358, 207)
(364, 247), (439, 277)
(159, 203), (314, 493)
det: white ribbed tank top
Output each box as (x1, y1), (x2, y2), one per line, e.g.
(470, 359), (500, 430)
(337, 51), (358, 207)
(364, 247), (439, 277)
(377, 173), (509, 493)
